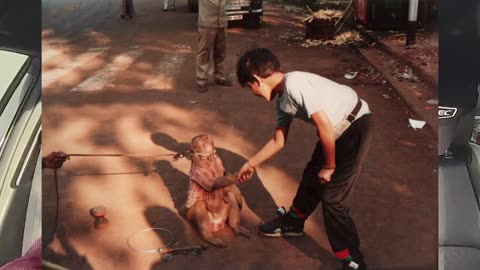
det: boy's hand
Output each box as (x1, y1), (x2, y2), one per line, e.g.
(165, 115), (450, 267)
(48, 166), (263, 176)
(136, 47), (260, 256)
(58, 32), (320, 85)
(318, 168), (335, 183)
(237, 162), (255, 183)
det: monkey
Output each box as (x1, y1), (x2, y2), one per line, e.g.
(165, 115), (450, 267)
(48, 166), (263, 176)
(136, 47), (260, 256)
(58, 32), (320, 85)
(184, 134), (250, 247)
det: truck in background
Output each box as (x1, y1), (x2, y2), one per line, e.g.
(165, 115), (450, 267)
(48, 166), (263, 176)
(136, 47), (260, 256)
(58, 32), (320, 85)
(188, 0), (263, 28)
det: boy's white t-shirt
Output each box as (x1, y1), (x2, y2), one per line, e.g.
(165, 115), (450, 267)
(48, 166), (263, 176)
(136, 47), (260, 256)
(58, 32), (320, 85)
(276, 71), (371, 130)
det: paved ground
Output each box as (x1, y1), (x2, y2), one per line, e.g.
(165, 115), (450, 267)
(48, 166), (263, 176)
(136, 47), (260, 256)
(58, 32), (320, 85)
(381, 31), (438, 88)
(41, 1), (437, 269)
(356, 29), (438, 134)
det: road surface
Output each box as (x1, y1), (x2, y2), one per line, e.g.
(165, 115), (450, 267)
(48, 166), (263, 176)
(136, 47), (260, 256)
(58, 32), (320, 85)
(41, 1), (437, 269)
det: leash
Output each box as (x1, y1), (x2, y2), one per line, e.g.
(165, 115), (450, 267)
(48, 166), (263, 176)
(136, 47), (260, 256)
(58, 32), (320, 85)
(51, 151), (184, 234)
(49, 150), (208, 265)
(53, 169), (60, 235)
(67, 153), (177, 158)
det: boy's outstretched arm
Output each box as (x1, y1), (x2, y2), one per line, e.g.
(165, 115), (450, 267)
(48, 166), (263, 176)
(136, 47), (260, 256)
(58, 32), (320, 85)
(311, 111), (336, 183)
(237, 126), (288, 182)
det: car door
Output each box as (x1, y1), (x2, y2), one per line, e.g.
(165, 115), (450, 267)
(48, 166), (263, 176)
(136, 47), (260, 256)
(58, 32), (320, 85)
(0, 51), (41, 266)
(0, 0), (41, 266)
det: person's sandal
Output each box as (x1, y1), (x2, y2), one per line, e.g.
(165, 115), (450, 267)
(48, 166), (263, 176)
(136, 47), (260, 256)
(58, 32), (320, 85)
(197, 85), (208, 93)
(215, 79), (236, 87)
(120, 14), (133, 19)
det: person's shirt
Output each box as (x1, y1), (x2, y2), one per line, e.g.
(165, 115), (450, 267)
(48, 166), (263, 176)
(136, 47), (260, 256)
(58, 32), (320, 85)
(198, 0), (227, 28)
(276, 71), (370, 135)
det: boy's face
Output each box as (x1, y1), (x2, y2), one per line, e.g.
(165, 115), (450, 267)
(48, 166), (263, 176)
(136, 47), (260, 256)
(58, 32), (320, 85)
(248, 76), (273, 101)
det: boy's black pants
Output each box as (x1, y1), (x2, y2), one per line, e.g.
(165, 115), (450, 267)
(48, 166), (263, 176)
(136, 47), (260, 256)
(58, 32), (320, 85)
(292, 114), (374, 262)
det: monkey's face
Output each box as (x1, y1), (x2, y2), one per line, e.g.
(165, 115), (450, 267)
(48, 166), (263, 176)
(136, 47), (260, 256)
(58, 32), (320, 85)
(196, 142), (215, 155)
(190, 134), (217, 161)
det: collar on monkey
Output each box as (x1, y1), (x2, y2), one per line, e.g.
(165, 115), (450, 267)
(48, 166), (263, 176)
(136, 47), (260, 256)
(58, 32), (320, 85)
(173, 150), (217, 161)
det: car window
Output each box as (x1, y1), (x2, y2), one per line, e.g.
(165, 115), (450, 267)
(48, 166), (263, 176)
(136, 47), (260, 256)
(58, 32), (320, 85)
(0, 50), (28, 100)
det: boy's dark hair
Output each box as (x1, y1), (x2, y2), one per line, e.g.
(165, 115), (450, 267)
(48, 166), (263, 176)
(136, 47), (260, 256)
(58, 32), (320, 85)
(236, 48), (281, 87)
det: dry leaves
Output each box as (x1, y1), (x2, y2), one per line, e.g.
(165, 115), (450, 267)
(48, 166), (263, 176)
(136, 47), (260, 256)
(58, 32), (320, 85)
(301, 31), (363, 47)
(302, 8), (344, 23)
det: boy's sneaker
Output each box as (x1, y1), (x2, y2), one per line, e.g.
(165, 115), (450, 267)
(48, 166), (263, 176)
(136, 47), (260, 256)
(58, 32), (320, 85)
(341, 260), (367, 270)
(258, 207), (304, 237)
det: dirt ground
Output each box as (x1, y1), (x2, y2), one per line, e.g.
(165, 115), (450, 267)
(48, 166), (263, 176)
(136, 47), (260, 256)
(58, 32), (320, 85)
(42, 0), (437, 269)
(381, 31), (438, 85)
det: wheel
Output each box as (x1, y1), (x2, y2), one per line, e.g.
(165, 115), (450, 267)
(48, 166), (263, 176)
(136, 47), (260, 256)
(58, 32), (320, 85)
(246, 14), (263, 29)
(188, 0), (198, 12)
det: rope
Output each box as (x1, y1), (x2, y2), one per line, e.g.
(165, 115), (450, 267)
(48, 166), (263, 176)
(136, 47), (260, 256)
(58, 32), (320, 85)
(127, 228), (175, 253)
(67, 153), (176, 158)
(49, 153), (182, 256)
(53, 169), (59, 234)
(70, 171), (156, 177)
(50, 151), (181, 234)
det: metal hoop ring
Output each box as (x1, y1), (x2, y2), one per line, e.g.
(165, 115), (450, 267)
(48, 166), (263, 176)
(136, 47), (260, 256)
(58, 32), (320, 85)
(127, 228), (175, 253)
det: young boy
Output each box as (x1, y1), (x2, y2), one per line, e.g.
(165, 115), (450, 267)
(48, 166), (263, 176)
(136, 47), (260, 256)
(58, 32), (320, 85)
(236, 48), (374, 270)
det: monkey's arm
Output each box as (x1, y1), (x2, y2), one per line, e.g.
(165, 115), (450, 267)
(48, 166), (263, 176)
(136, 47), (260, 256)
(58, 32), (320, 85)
(212, 173), (238, 190)
(191, 170), (237, 192)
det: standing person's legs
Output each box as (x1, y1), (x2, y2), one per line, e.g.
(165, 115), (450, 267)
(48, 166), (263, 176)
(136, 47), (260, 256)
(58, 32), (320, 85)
(126, 0), (135, 16)
(121, 0), (127, 17)
(213, 28), (227, 82)
(163, 0), (175, 11)
(196, 27), (215, 92)
(121, 0), (135, 18)
(212, 28), (234, 86)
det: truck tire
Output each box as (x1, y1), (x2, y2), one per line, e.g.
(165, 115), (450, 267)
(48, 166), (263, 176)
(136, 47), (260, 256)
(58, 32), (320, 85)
(188, 0), (198, 12)
(246, 14), (263, 29)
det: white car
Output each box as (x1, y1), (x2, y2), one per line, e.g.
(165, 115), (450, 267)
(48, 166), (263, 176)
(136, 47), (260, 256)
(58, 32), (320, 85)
(0, 0), (41, 266)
